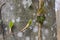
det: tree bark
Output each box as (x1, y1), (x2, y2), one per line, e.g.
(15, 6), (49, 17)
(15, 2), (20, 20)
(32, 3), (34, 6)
(56, 10), (60, 40)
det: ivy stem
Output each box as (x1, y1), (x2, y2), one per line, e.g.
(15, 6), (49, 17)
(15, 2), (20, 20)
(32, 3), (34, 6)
(37, 0), (44, 40)
(9, 28), (11, 33)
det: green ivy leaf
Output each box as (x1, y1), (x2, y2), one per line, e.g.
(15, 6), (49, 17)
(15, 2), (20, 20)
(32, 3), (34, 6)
(27, 19), (32, 26)
(37, 1), (45, 14)
(21, 19), (32, 32)
(9, 21), (14, 29)
(37, 15), (45, 24)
